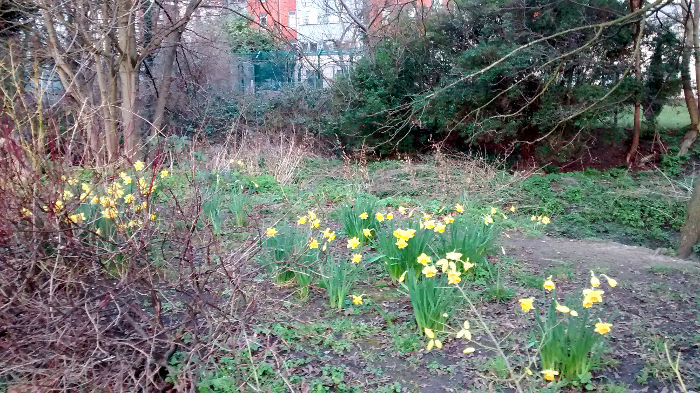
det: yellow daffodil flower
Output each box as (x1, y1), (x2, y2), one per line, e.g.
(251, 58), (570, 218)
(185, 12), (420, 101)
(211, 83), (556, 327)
(543, 276), (555, 291)
(463, 347), (475, 354)
(443, 215), (454, 224)
(417, 253), (432, 265)
(510, 205), (516, 212)
(386, 212), (393, 220)
(266, 227), (277, 237)
(359, 212), (369, 220)
(352, 253), (362, 263)
(376, 212), (385, 222)
(447, 269), (461, 285)
(541, 369), (559, 381)
(446, 251), (462, 261)
(569, 310), (579, 317)
(594, 322), (612, 335)
(309, 239), (319, 249)
(347, 237), (360, 249)
(422, 265), (438, 278)
(602, 274), (618, 288)
(363, 228), (373, 238)
(160, 170), (169, 178)
(434, 223), (446, 233)
(519, 297), (535, 312)
(484, 215), (494, 226)
(297, 216), (307, 225)
(396, 239), (408, 249)
(455, 203), (465, 213)
(398, 206), (407, 215)
(133, 160), (145, 171)
(399, 271), (407, 282)
(590, 271), (600, 288)
(555, 303), (570, 314)
(352, 295), (363, 305)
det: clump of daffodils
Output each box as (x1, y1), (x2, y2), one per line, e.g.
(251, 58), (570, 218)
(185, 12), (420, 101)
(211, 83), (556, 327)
(518, 271), (618, 383)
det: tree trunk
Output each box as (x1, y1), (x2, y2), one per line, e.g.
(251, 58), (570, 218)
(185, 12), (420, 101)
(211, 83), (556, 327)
(151, 0), (203, 140)
(626, 0), (643, 164)
(118, 0), (141, 161)
(680, 0), (700, 156)
(678, 176), (700, 258)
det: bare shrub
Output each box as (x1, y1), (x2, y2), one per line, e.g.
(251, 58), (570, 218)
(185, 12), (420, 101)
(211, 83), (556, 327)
(0, 127), (261, 390)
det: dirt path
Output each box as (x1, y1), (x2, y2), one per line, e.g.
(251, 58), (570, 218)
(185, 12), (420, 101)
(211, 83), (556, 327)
(503, 233), (700, 283)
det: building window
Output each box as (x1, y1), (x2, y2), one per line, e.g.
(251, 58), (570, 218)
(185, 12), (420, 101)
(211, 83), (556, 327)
(301, 11), (309, 25)
(289, 11), (297, 28)
(260, 14), (267, 27)
(309, 42), (318, 52)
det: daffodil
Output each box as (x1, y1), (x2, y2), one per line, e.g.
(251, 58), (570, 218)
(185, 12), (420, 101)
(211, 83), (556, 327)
(582, 288), (604, 305)
(266, 227), (277, 237)
(424, 220), (436, 230)
(398, 271), (407, 282)
(569, 310), (579, 317)
(386, 212), (393, 220)
(375, 212), (385, 221)
(347, 237), (360, 249)
(446, 251), (462, 261)
(63, 189), (74, 200)
(543, 276), (555, 291)
(447, 269), (461, 285)
(456, 321), (471, 340)
(455, 203), (465, 213)
(436, 258), (449, 273)
(443, 215), (454, 224)
(124, 194), (135, 204)
(463, 347), (475, 354)
(434, 223), (446, 233)
(462, 260), (474, 271)
(541, 369), (559, 381)
(602, 274), (618, 288)
(519, 297), (534, 312)
(54, 200), (64, 212)
(484, 215), (494, 226)
(555, 303), (570, 314)
(424, 328), (442, 351)
(160, 170), (169, 178)
(362, 228), (373, 238)
(541, 216), (551, 225)
(297, 216), (307, 225)
(352, 253), (362, 263)
(307, 210), (317, 220)
(422, 265), (438, 278)
(590, 271), (600, 288)
(510, 205), (516, 212)
(311, 219), (321, 228)
(396, 239), (408, 249)
(417, 253), (432, 265)
(594, 321), (612, 335)
(531, 215), (537, 221)
(490, 207), (497, 214)
(21, 207), (32, 217)
(352, 295), (363, 305)
(309, 238), (319, 249)
(134, 160), (145, 171)
(359, 212), (369, 220)
(398, 206), (407, 215)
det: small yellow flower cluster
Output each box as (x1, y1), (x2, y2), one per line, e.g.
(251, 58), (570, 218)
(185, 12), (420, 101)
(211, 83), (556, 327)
(530, 215), (551, 225)
(456, 321), (476, 354)
(419, 251), (471, 285)
(393, 228), (416, 249)
(424, 328), (442, 351)
(297, 210), (321, 228)
(352, 294), (364, 305)
(375, 212), (394, 221)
